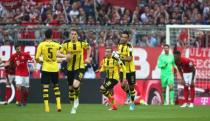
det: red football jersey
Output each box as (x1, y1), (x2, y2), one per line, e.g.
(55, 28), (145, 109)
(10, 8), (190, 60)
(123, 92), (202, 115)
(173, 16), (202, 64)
(176, 57), (194, 73)
(10, 52), (32, 76)
(5, 62), (16, 75)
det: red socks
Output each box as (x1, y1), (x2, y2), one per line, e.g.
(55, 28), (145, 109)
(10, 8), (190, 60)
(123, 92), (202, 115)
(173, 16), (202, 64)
(16, 88), (21, 104)
(183, 85), (195, 103)
(22, 89), (29, 104)
(183, 86), (189, 103)
(5, 86), (11, 102)
(190, 85), (195, 103)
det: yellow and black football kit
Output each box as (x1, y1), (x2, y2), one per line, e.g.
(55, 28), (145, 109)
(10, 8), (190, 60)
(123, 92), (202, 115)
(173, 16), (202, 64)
(118, 43), (136, 85)
(62, 41), (90, 85)
(100, 57), (126, 90)
(35, 39), (61, 112)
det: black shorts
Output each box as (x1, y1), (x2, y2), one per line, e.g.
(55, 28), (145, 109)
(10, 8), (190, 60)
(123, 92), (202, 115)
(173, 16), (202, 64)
(67, 69), (85, 86)
(41, 71), (59, 84)
(103, 79), (118, 90)
(120, 72), (136, 85)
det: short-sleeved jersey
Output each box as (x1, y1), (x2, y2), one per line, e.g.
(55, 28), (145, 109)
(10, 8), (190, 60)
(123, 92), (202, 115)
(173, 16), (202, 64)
(10, 52), (32, 76)
(62, 41), (89, 71)
(100, 57), (126, 81)
(35, 40), (61, 72)
(118, 44), (135, 73)
(176, 57), (194, 73)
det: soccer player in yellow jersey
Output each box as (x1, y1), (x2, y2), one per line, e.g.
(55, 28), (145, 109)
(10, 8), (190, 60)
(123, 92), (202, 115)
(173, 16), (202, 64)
(99, 47), (126, 110)
(35, 29), (67, 112)
(61, 29), (91, 114)
(118, 31), (136, 110)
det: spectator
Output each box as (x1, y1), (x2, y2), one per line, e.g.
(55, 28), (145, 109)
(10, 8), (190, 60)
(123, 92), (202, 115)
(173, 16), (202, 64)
(82, 0), (95, 17)
(69, 2), (79, 23)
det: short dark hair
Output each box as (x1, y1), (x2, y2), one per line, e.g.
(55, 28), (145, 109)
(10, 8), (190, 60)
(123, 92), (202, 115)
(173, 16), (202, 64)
(122, 31), (130, 37)
(163, 44), (169, 48)
(14, 43), (21, 49)
(45, 29), (52, 39)
(174, 50), (181, 55)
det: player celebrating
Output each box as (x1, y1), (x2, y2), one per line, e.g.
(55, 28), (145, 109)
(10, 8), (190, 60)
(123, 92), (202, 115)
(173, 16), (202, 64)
(35, 29), (66, 112)
(174, 51), (196, 108)
(157, 44), (176, 105)
(118, 31), (136, 110)
(10, 43), (35, 106)
(61, 29), (91, 114)
(99, 47), (126, 110)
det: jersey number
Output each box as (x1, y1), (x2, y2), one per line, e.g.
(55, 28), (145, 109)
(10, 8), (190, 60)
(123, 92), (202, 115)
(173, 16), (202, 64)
(48, 48), (53, 59)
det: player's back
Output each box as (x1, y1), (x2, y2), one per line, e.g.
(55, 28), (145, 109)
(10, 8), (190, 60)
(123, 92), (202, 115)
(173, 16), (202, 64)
(36, 40), (61, 72)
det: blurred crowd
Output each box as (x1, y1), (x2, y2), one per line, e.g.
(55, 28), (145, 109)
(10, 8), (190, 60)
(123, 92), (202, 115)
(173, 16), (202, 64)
(0, 0), (210, 48)
(0, 0), (210, 25)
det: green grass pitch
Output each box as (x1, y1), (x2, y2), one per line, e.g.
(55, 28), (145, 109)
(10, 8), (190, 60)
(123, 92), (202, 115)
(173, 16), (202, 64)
(0, 104), (210, 121)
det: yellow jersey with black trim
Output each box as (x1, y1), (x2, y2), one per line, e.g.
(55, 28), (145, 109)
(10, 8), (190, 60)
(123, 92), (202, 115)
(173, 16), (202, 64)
(35, 40), (61, 72)
(118, 43), (135, 73)
(100, 57), (126, 80)
(62, 41), (90, 71)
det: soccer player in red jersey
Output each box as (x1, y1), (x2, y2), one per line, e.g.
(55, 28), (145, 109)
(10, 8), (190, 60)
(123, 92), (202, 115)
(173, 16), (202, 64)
(0, 59), (16, 104)
(174, 51), (196, 108)
(4, 61), (16, 104)
(10, 43), (35, 106)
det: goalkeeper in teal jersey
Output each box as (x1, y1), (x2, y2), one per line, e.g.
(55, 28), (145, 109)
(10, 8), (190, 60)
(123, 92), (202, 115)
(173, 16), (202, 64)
(157, 44), (176, 105)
